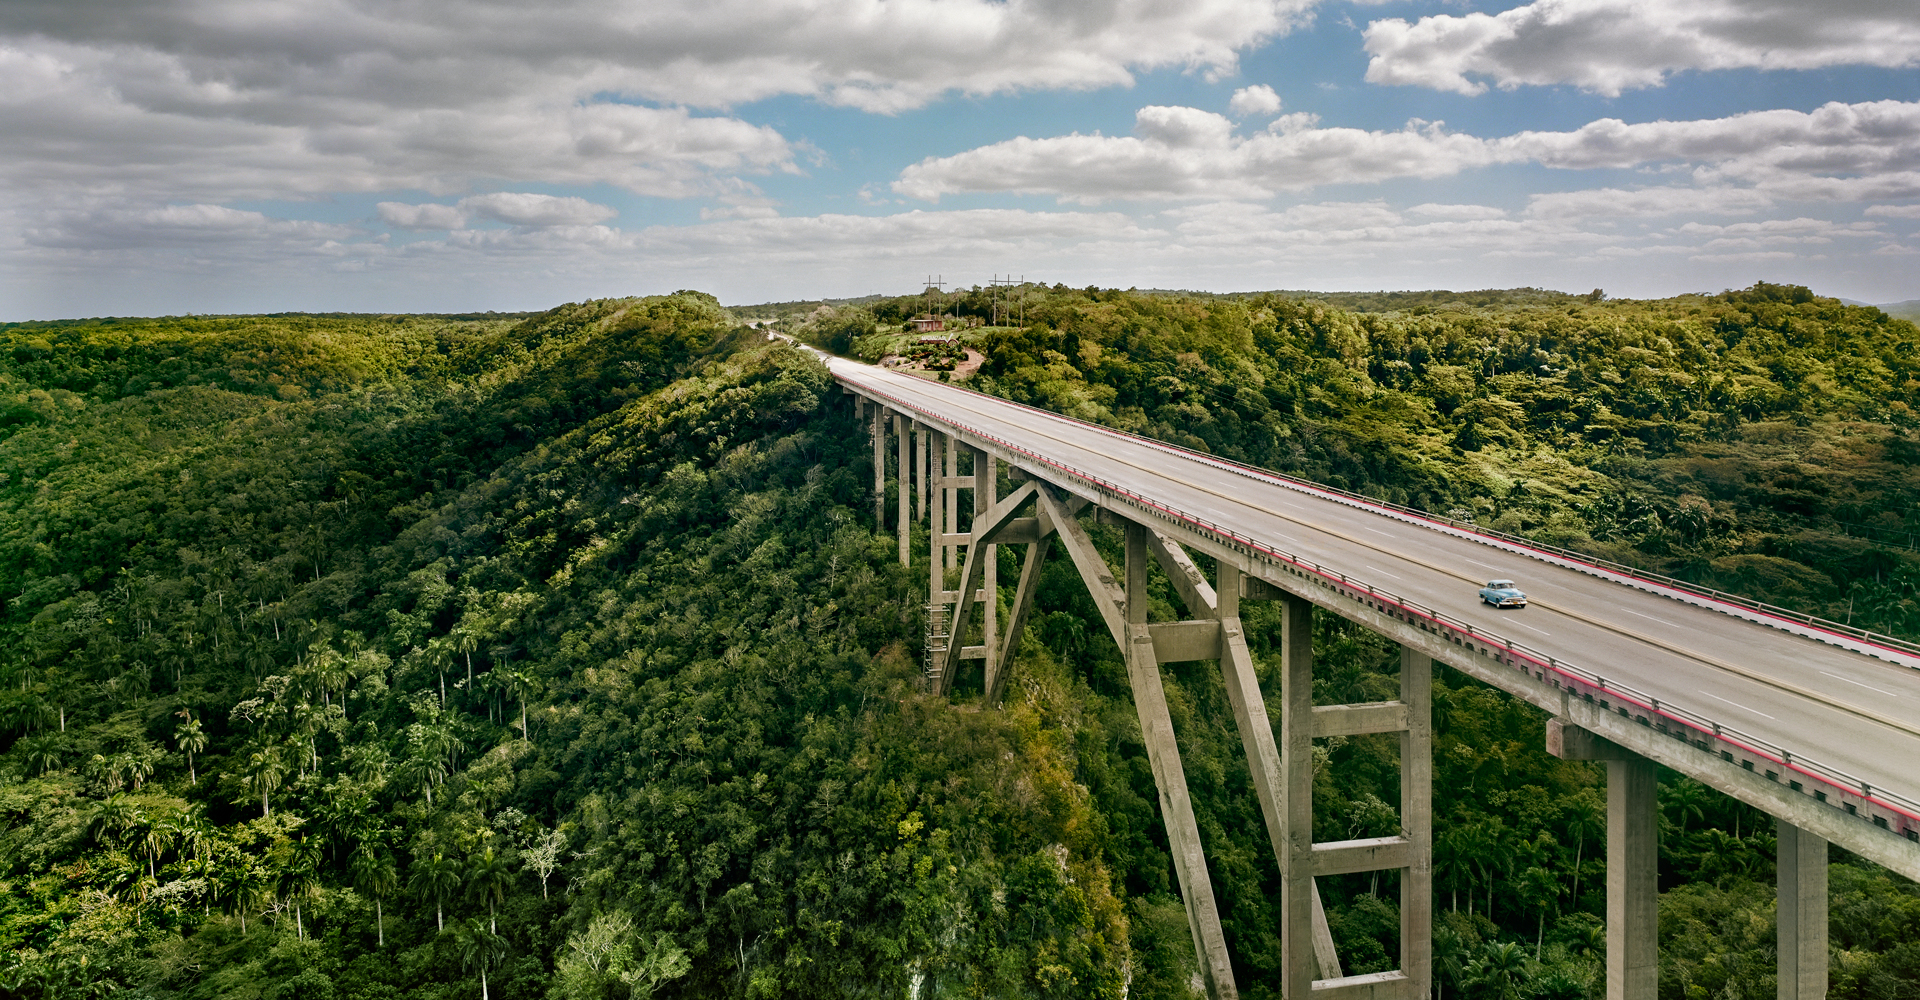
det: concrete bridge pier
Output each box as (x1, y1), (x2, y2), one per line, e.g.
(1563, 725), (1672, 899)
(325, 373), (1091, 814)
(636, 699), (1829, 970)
(895, 413), (910, 566)
(1547, 720), (1658, 1000)
(1777, 820), (1828, 1000)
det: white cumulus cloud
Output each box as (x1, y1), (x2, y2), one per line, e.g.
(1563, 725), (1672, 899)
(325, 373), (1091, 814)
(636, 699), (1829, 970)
(24, 204), (357, 251)
(378, 203), (468, 231)
(1524, 186), (1775, 220)
(1362, 0), (1920, 97)
(459, 193), (619, 228)
(1229, 85), (1283, 118)
(895, 99), (1920, 208)
(379, 194), (621, 230)
(894, 107), (1504, 203)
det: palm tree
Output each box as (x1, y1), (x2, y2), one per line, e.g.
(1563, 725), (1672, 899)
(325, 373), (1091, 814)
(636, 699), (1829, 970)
(1454, 817), (1511, 919)
(451, 624), (481, 690)
(87, 793), (144, 848)
(230, 859), (272, 935)
(1465, 941), (1528, 1000)
(20, 733), (61, 776)
(407, 753), (450, 809)
(425, 636), (453, 707)
(455, 917), (510, 1000)
(140, 816), (176, 880)
(411, 851), (462, 932)
(352, 847), (398, 947)
(1518, 865), (1564, 959)
(312, 642), (352, 720)
(468, 846), (514, 934)
(245, 745), (286, 817)
(1436, 824), (1476, 914)
(501, 670), (536, 741)
(277, 836), (322, 941)
(1661, 777), (1710, 838)
(174, 713), (208, 785)
(1561, 791), (1604, 910)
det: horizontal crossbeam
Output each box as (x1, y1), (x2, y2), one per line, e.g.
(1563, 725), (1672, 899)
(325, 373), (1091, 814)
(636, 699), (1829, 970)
(1312, 970), (1412, 1000)
(1312, 836), (1413, 875)
(1314, 702), (1410, 737)
(1148, 620), (1222, 662)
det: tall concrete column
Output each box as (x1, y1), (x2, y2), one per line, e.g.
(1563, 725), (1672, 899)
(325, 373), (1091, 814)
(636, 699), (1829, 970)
(872, 406), (886, 531)
(1777, 820), (1828, 1000)
(895, 414), (910, 566)
(916, 421), (928, 523)
(1279, 594), (1316, 1000)
(1607, 757), (1659, 1000)
(1124, 524), (1238, 999)
(1546, 719), (1659, 1000)
(976, 451), (997, 683)
(1400, 648), (1433, 995)
(928, 431), (945, 599)
(944, 435), (958, 574)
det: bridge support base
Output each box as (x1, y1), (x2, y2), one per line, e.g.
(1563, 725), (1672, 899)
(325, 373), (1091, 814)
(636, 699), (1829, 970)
(1608, 758), (1659, 1000)
(1280, 594), (1428, 1000)
(1777, 820), (1828, 1000)
(1549, 720), (1657, 1000)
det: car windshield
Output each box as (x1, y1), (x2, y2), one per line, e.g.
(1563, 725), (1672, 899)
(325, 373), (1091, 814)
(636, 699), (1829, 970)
(1488, 581), (1513, 589)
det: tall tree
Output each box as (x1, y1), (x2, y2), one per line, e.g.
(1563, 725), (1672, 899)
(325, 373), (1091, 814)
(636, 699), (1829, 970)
(244, 745), (286, 817)
(410, 851), (462, 932)
(174, 712), (207, 785)
(456, 917), (509, 1000)
(468, 846), (513, 934)
(351, 846), (398, 948)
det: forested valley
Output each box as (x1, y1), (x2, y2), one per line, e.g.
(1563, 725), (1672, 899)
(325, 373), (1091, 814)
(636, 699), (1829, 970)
(3, 284), (1919, 1000)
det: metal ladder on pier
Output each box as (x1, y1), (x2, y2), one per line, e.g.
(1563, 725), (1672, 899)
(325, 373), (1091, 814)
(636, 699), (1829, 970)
(923, 602), (950, 688)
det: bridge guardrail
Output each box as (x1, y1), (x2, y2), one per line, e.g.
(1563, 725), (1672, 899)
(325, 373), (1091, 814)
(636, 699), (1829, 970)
(1126, 437), (1920, 664)
(839, 369), (1920, 841)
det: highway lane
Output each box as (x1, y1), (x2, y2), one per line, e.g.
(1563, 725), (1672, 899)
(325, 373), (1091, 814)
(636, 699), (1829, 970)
(832, 358), (1920, 812)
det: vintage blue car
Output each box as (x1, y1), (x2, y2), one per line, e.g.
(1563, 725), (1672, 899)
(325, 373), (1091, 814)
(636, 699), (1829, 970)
(1479, 580), (1527, 608)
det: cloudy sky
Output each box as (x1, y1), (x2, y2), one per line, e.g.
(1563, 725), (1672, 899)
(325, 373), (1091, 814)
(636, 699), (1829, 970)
(2, 0), (1917, 318)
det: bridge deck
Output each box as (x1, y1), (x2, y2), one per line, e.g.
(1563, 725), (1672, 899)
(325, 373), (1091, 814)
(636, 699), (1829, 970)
(833, 359), (1920, 826)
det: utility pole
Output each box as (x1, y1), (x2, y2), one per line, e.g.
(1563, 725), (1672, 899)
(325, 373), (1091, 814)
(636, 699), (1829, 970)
(989, 274), (1020, 327)
(924, 275), (946, 328)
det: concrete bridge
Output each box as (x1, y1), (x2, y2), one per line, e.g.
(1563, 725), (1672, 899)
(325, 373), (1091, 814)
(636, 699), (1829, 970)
(831, 354), (1920, 1000)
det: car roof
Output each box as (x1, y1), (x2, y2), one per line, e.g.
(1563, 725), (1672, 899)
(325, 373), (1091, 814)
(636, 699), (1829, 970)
(1487, 580), (1514, 588)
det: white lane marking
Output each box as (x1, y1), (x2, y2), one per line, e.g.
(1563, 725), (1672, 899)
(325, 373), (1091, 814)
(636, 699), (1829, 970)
(1463, 558), (1502, 571)
(1365, 527), (1394, 536)
(1819, 670), (1899, 697)
(1699, 689), (1776, 720)
(1363, 565), (1402, 580)
(1509, 620), (1552, 637)
(1620, 607), (1683, 629)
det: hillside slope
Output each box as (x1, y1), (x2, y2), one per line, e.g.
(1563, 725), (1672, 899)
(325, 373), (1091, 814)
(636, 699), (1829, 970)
(1, 288), (1917, 1000)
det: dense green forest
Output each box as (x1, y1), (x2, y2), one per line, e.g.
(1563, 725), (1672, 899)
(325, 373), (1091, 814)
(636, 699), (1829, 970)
(1, 285), (1918, 1000)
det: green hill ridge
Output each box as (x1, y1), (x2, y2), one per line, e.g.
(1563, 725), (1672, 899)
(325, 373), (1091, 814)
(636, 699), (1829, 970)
(1, 285), (1917, 999)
